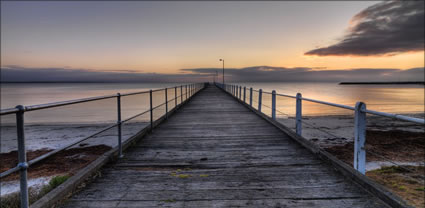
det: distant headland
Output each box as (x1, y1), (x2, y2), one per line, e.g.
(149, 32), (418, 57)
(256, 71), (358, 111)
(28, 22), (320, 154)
(339, 81), (425, 85)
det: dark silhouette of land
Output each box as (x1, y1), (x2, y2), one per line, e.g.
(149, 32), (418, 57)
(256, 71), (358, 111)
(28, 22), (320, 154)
(339, 81), (424, 85)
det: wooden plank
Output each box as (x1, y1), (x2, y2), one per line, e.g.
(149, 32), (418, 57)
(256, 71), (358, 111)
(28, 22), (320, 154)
(63, 198), (386, 208)
(62, 85), (390, 208)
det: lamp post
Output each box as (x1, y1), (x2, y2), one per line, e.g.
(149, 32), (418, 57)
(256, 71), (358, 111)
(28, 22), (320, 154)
(219, 59), (224, 84)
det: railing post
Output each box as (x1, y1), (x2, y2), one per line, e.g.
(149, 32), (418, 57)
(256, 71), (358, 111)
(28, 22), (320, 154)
(258, 89), (262, 112)
(249, 88), (253, 106)
(117, 93), (123, 158)
(239, 86), (242, 100)
(16, 105), (29, 208)
(236, 85), (239, 98)
(149, 90), (153, 130)
(180, 85), (183, 104)
(272, 90), (276, 120)
(175, 87), (177, 107)
(165, 88), (168, 119)
(296, 93), (302, 136)
(354, 101), (366, 175)
(243, 87), (246, 103)
(185, 85), (188, 101)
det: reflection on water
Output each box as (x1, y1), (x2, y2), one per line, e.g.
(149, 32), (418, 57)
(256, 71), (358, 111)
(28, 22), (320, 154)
(234, 82), (424, 116)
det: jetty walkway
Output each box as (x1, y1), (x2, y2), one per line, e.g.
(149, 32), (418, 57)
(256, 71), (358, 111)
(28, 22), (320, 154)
(63, 85), (390, 207)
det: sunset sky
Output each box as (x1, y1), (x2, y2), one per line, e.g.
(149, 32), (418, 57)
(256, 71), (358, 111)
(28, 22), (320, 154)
(1, 1), (424, 82)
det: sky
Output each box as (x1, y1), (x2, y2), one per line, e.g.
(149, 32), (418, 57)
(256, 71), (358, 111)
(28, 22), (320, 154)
(1, 1), (424, 82)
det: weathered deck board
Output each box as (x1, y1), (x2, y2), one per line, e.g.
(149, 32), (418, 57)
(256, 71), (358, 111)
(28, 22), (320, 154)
(63, 85), (389, 207)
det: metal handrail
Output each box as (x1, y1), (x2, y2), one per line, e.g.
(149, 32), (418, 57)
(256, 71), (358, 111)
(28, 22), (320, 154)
(216, 83), (424, 176)
(1, 84), (193, 115)
(276, 93), (296, 99)
(0, 82), (205, 208)
(24, 94), (118, 112)
(363, 109), (424, 124)
(239, 85), (424, 124)
(120, 90), (150, 97)
(300, 97), (355, 111)
(0, 107), (19, 115)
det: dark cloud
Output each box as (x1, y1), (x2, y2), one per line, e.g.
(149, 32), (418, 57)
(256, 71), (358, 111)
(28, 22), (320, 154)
(305, 1), (424, 56)
(1, 65), (423, 83)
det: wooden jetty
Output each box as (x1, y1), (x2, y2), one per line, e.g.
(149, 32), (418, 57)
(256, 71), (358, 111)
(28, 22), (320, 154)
(61, 85), (394, 207)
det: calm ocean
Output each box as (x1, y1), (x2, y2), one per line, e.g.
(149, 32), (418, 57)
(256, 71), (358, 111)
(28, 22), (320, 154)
(1, 82), (424, 124)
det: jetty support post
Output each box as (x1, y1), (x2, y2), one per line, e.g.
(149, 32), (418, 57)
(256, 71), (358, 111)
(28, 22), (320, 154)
(243, 87), (246, 103)
(249, 88), (253, 107)
(16, 105), (29, 208)
(116, 93), (123, 157)
(165, 88), (168, 119)
(150, 90), (153, 130)
(180, 85), (183, 104)
(354, 102), (367, 175)
(272, 90), (276, 120)
(175, 87), (177, 107)
(296, 93), (302, 136)
(258, 89), (262, 112)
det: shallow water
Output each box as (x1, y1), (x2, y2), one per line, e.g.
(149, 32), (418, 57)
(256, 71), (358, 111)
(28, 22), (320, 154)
(233, 82), (424, 116)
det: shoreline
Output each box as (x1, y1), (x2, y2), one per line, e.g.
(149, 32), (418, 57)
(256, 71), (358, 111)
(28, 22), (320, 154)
(0, 121), (149, 153)
(1, 113), (423, 197)
(1, 145), (111, 196)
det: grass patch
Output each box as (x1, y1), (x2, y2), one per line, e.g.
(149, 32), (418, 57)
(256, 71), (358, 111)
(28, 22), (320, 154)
(415, 187), (425, 191)
(177, 174), (191, 179)
(0, 175), (70, 208)
(371, 166), (408, 174)
(39, 175), (70, 195)
(367, 166), (424, 207)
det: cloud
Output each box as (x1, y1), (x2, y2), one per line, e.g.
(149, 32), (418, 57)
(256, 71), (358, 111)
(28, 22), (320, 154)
(305, 1), (424, 56)
(182, 66), (424, 82)
(0, 66), (210, 83)
(1, 65), (423, 83)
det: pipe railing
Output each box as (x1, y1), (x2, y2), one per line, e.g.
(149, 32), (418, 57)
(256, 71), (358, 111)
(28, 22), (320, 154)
(0, 83), (206, 208)
(215, 83), (424, 175)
